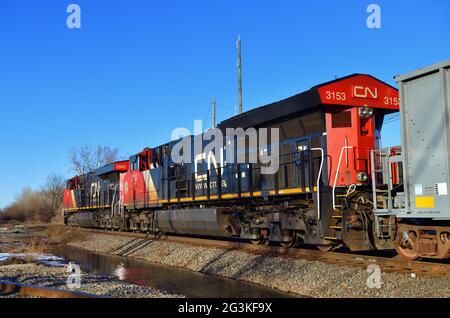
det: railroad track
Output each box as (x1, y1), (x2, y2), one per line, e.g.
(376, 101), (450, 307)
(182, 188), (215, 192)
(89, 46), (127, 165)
(0, 281), (105, 298)
(67, 226), (450, 278)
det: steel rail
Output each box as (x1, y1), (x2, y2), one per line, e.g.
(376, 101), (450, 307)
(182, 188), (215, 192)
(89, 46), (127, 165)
(0, 281), (106, 298)
(66, 226), (450, 277)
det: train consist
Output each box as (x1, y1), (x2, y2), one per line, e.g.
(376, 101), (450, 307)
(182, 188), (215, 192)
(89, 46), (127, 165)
(63, 60), (450, 260)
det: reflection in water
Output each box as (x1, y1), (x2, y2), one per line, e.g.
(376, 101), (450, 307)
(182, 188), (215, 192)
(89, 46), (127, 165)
(50, 245), (297, 298)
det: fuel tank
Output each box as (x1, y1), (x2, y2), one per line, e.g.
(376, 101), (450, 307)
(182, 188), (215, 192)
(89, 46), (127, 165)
(66, 212), (99, 228)
(155, 208), (232, 237)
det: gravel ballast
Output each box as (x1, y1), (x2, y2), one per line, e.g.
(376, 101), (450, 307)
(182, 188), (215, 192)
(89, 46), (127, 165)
(67, 232), (450, 298)
(0, 262), (182, 298)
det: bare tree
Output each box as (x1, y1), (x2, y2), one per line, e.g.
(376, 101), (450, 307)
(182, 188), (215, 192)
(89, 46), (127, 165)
(0, 187), (40, 223)
(70, 144), (120, 175)
(0, 175), (66, 224)
(41, 173), (66, 221)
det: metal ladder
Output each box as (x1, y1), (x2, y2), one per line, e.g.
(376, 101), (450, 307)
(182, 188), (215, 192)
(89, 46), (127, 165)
(370, 148), (392, 212)
(370, 148), (403, 239)
(323, 187), (349, 241)
(374, 215), (395, 239)
(324, 145), (353, 241)
(370, 147), (403, 213)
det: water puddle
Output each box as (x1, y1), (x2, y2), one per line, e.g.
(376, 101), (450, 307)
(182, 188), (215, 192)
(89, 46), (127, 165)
(49, 245), (297, 298)
(0, 253), (65, 266)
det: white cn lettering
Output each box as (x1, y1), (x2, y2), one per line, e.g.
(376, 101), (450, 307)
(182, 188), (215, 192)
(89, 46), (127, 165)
(353, 86), (378, 99)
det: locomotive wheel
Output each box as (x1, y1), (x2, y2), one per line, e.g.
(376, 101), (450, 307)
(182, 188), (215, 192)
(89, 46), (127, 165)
(250, 228), (269, 245)
(280, 240), (296, 248)
(394, 231), (420, 260)
(250, 238), (265, 245)
(317, 244), (336, 252)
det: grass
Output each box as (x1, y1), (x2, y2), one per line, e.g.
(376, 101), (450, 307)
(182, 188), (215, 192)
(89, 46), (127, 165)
(0, 224), (88, 266)
(0, 257), (28, 266)
(5, 235), (49, 263)
(43, 225), (88, 244)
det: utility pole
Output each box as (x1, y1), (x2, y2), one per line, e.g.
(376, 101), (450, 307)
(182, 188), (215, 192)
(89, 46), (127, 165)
(237, 35), (243, 114)
(212, 97), (216, 128)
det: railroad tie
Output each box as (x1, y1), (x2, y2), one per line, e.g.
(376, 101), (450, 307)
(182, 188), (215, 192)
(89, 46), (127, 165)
(115, 238), (152, 257)
(121, 239), (154, 257)
(112, 238), (145, 256)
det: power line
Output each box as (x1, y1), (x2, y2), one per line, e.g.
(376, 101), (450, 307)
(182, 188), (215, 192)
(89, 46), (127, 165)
(216, 103), (235, 113)
(384, 114), (400, 125)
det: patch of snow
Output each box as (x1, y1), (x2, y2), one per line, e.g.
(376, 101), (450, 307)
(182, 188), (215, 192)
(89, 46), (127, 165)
(0, 253), (11, 261)
(0, 253), (66, 267)
(38, 254), (67, 267)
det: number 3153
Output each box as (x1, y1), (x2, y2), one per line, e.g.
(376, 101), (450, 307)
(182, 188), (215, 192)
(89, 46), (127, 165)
(325, 91), (347, 101)
(384, 96), (399, 106)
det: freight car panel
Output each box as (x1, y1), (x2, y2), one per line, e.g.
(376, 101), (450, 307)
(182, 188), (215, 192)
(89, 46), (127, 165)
(371, 59), (450, 260)
(396, 61), (450, 219)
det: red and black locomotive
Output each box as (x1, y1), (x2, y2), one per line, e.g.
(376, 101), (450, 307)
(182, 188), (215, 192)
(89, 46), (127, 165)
(63, 74), (399, 253)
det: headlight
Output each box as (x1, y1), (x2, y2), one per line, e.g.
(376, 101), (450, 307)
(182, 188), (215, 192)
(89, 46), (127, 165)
(357, 172), (368, 182)
(359, 108), (367, 117)
(359, 107), (374, 118)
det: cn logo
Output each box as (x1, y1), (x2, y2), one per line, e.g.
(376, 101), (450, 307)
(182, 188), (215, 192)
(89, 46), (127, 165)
(353, 86), (378, 99)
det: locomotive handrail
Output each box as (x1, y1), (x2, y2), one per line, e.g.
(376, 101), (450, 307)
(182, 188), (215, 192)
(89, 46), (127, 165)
(370, 149), (379, 211)
(110, 185), (117, 217)
(310, 147), (324, 220)
(332, 146), (353, 211)
(113, 199), (121, 218)
(162, 149), (320, 201)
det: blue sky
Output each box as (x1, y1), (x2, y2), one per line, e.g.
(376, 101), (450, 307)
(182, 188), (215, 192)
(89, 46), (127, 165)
(0, 0), (449, 208)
